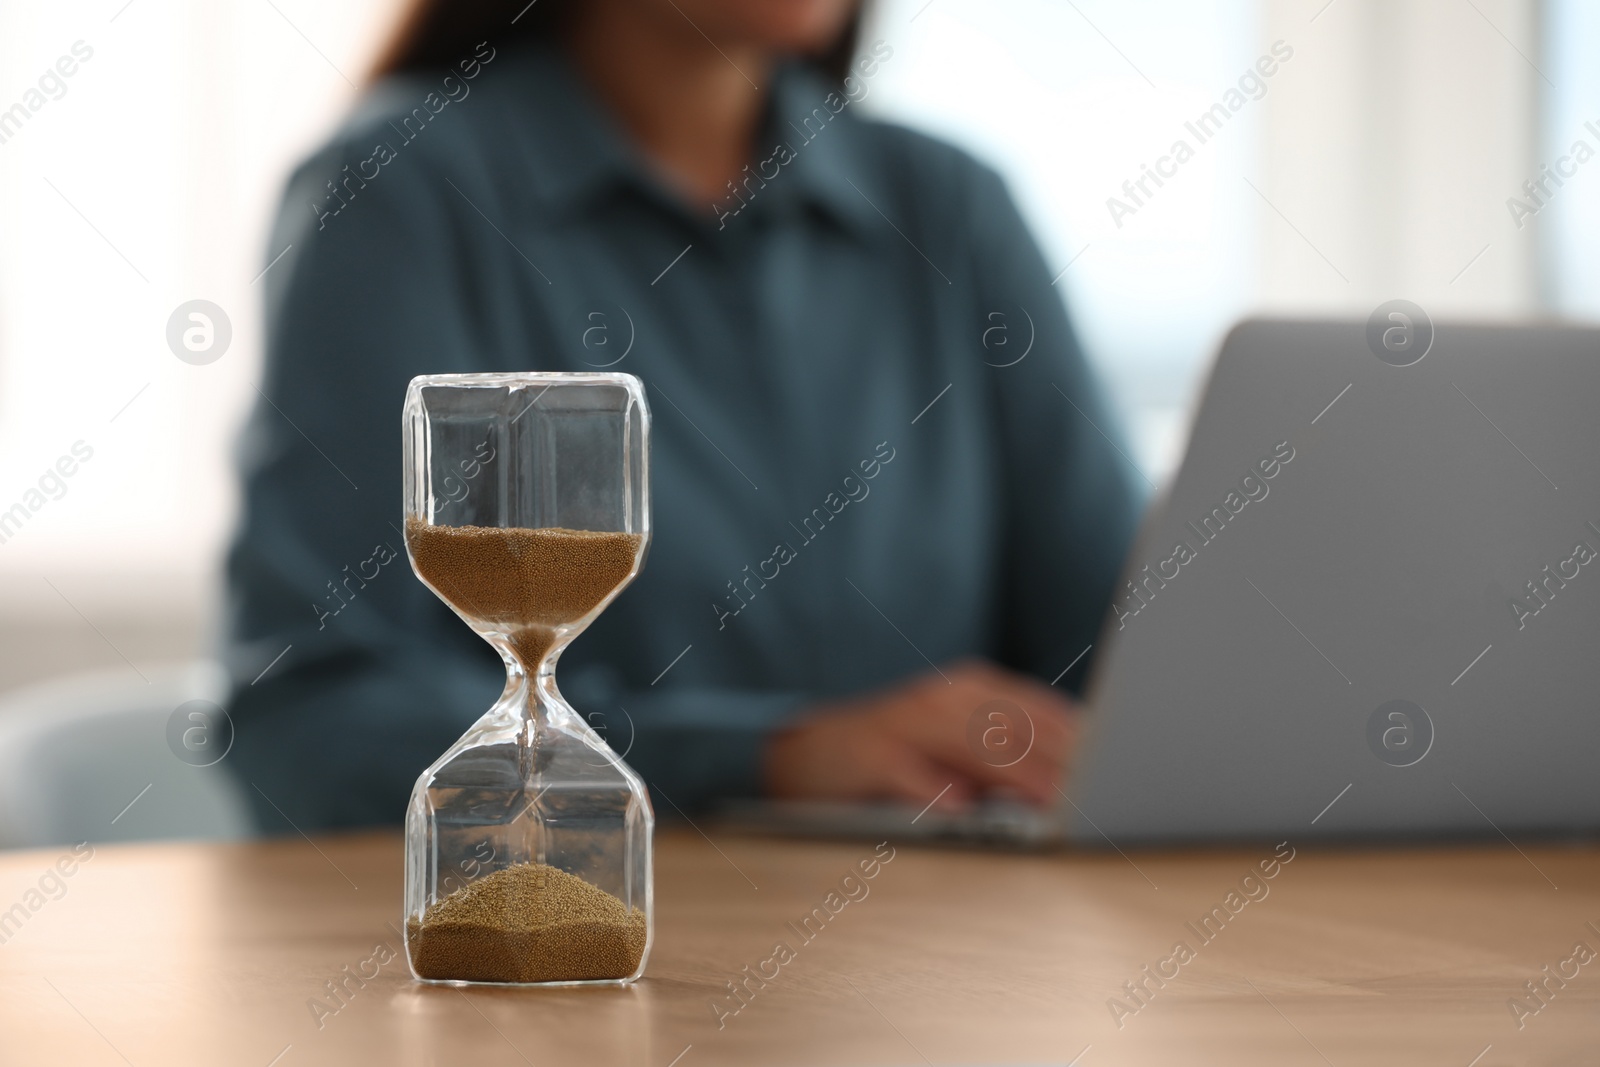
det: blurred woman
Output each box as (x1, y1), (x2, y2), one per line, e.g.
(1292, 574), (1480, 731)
(225, 0), (1140, 829)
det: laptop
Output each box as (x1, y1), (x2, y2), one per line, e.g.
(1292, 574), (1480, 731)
(719, 317), (1600, 847)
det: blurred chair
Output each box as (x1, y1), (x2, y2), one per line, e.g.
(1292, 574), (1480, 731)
(0, 661), (252, 850)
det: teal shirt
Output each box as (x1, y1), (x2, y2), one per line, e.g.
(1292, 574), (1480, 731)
(224, 41), (1142, 830)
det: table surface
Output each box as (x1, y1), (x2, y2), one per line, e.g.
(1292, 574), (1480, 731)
(0, 828), (1596, 1066)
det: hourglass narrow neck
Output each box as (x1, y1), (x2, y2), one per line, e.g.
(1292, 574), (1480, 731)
(490, 631), (582, 734)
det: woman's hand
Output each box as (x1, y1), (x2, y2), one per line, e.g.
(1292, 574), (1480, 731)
(763, 659), (1081, 813)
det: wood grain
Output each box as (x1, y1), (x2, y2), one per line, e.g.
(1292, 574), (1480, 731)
(0, 828), (1596, 1065)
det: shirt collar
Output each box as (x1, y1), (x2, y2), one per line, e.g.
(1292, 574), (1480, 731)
(745, 63), (885, 238)
(503, 44), (885, 238)
(501, 43), (643, 214)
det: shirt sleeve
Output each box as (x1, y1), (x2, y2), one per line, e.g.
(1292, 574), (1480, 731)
(224, 136), (500, 832)
(964, 163), (1145, 693)
(556, 662), (810, 814)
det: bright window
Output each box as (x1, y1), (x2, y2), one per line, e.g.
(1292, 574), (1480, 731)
(863, 0), (1261, 481)
(1543, 0), (1600, 320)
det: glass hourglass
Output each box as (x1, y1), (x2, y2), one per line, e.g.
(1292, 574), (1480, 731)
(401, 372), (653, 986)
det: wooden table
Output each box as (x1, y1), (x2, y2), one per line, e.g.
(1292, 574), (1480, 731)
(1, 829), (1596, 1065)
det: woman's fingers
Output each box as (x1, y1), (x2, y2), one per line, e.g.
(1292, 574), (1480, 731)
(878, 748), (975, 812)
(884, 664), (1077, 806)
(764, 658), (1085, 809)
(766, 710), (981, 811)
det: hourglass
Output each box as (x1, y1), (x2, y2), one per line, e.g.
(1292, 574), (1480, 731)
(400, 372), (653, 986)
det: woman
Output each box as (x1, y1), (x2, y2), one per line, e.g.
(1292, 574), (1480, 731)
(225, 0), (1141, 830)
